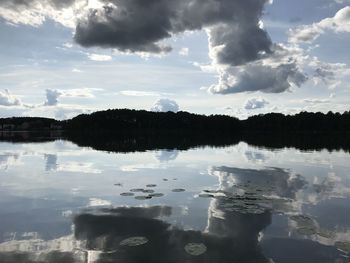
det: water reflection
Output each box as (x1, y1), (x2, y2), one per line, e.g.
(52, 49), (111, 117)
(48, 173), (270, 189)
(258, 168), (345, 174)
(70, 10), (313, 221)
(45, 154), (58, 172)
(154, 150), (179, 162)
(0, 152), (20, 170)
(73, 206), (270, 263)
(0, 140), (350, 262)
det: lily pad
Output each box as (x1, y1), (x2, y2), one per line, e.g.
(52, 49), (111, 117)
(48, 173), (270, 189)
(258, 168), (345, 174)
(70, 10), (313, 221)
(120, 192), (134, 197)
(184, 243), (207, 256)
(203, 190), (217, 193)
(142, 189), (155, 194)
(317, 229), (335, 239)
(130, 188), (144, 193)
(134, 196), (152, 200)
(149, 193), (164, 197)
(146, 184), (157, 188)
(172, 188), (185, 192)
(335, 241), (350, 253)
(120, 236), (148, 247)
(198, 194), (215, 198)
(297, 227), (317, 236)
(290, 215), (314, 226)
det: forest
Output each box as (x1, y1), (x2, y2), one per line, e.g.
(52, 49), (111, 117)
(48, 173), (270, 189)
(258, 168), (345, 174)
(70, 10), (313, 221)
(1, 109), (350, 133)
(1, 110), (350, 152)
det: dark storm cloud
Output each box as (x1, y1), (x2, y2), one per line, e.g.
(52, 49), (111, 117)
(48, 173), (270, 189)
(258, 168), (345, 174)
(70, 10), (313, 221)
(75, 0), (272, 65)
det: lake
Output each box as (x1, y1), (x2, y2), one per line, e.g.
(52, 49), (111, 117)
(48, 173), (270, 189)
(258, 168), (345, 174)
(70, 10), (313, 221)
(0, 139), (350, 263)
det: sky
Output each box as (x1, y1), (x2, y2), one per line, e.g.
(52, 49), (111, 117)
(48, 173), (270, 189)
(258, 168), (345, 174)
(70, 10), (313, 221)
(0, 0), (350, 120)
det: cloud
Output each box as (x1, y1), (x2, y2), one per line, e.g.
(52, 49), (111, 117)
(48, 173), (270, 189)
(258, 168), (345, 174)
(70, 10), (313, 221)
(309, 57), (350, 89)
(87, 53), (112, 61)
(179, 47), (189, 56)
(44, 88), (98, 106)
(74, 0), (272, 63)
(244, 98), (269, 110)
(289, 6), (350, 43)
(0, 0), (84, 27)
(151, 99), (179, 113)
(303, 98), (331, 104)
(0, 0), (311, 94)
(44, 89), (61, 106)
(0, 89), (22, 106)
(118, 90), (167, 97)
(209, 62), (307, 94)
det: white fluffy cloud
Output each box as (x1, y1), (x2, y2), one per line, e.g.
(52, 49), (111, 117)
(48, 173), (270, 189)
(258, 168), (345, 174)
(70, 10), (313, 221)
(0, 0), (87, 27)
(0, 89), (22, 106)
(179, 47), (189, 56)
(244, 98), (269, 110)
(87, 53), (112, 61)
(289, 6), (350, 44)
(44, 88), (98, 106)
(151, 99), (179, 113)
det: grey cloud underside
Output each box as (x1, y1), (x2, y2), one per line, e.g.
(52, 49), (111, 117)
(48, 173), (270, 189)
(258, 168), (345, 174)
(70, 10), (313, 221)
(212, 63), (308, 94)
(75, 0), (272, 65)
(45, 89), (61, 106)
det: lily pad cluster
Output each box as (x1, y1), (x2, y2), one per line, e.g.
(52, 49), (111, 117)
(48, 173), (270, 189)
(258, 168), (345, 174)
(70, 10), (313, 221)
(196, 185), (292, 215)
(290, 214), (318, 236)
(184, 243), (207, 256)
(120, 236), (149, 247)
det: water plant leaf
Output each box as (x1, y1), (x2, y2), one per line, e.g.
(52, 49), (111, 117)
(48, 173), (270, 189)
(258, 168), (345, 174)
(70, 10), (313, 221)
(184, 243), (207, 256)
(120, 192), (134, 197)
(120, 236), (148, 247)
(172, 188), (185, 192)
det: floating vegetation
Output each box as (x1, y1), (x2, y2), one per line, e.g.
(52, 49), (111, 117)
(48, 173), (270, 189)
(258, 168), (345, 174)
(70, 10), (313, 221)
(142, 189), (155, 194)
(184, 243), (207, 256)
(297, 227), (317, 236)
(149, 193), (164, 197)
(203, 190), (217, 194)
(120, 236), (148, 247)
(163, 178), (168, 181)
(120, 192), (134, 197)
(146, 184), (157, 188)
(335, 241), (350, 254)
(130, 188), (144, 193)
(134, 196), (152, 200)
(114, 183), (123, 187)
(290, 215), (314, 226)
(317, 229), (335, 239)
(172, 188), (185, 192)
(198, 193), (215, 198)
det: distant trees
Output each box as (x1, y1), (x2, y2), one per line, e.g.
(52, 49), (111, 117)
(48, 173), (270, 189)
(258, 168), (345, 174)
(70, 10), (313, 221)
(1, 109), (350, 134)
(63, 109), (241, 133)
(1, 109), (350, 152)
(0, 117), (59, 131)
(242, 111), (350, 132)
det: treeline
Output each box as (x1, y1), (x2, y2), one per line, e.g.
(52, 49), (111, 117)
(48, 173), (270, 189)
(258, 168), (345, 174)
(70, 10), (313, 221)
(0, 117), (61, 131)
(1, 109), (350, 133)
(64, 109), (350, 133)
(62, 109), (239, 133)
(1, 109), (350, 152)
(242, 111), (350, 132)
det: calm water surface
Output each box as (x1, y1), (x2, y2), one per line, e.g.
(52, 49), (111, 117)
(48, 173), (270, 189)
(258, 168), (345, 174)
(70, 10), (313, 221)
(0, 140), (350, 262)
